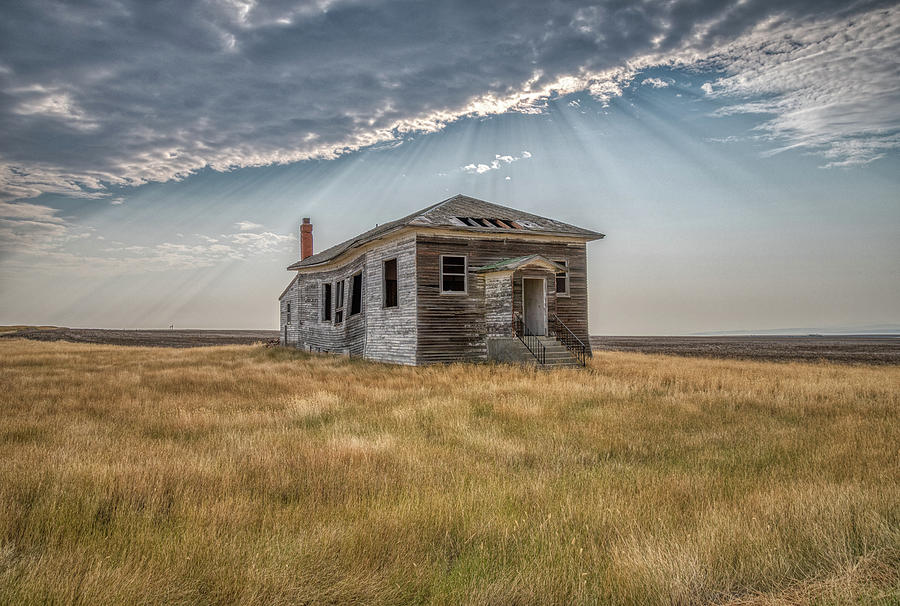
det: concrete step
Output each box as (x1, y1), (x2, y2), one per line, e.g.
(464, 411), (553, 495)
(544, 347), (582, 355)
(487, 336), (585, 369)
(542, 346), (577, 355)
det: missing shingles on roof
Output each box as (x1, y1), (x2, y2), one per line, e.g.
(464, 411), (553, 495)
(456, 217), (523, 229)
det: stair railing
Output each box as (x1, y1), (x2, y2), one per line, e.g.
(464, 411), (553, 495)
(549, 314), (588, 367)
(513, 312), (545, 365)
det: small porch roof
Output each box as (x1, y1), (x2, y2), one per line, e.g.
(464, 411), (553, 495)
(474, 254), (567, 274)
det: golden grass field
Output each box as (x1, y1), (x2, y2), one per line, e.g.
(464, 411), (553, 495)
(0, 339), (897, 605)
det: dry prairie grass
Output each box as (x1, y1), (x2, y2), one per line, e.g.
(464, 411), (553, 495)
(0, 339), (897, 605)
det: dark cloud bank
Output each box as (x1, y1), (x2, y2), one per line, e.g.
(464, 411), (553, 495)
(1, 0), (898, 201)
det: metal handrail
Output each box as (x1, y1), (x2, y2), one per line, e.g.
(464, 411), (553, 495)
(550, 313), (588, 367)
(514, 312), (545, 365)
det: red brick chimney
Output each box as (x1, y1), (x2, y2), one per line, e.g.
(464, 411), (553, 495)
(300, 218), (313, 260)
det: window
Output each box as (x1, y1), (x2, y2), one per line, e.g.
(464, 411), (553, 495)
(322, 283), (332, 321)
(440, 255), (467, 293)
(555, 260), (569, 296)
(383, 258), (398, 308)
(335, 280), (345, 324)
(286, 302), (291, 323)
(350, 272), (362, 316)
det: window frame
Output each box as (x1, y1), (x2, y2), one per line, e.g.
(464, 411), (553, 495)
(286, 302), (291, 324)
(554, 259), (569, 297)
(322, 282), (332, 322)
(439, 254), (468, 295)
(350, 272), (362, 316)
(383, 258), (398, 308)
(334, 279), (345, 324)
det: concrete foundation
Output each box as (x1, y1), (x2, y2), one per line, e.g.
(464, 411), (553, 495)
(486, 337), (536, 364)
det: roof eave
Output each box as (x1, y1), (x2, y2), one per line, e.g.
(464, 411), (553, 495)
(287, 224), (408, 270)
(278, 274), (299, 299)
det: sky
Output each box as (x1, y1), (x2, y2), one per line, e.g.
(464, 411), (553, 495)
(1, 0), (898, 334)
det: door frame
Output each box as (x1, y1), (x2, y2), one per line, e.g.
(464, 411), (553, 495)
(521, 277), (547, 336)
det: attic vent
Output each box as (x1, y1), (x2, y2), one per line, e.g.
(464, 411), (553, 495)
(456, 217), (523, 229)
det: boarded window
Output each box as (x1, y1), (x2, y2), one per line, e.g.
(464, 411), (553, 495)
(350, 272), (362, 315)
(555, 260), (568, 295)
(383, 258), (398, 308)
(322, 283), (332, 321)
(335, 280), (345, 324)
(286, 302), (291, 323)
(441, 255), (466, 293)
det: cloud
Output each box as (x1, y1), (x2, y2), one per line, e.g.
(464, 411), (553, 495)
(0, 200), (70, 255)
(0, 201), (65, 223)
(696, 7), (900, 167)
(234, 220), (263, 231)
(641, 77), (670, 88)
(462, 151), (532, 174)
(2, 226), (295, 274)
(12, 89), (98, 132)
(0, 218), (68, 255)
(110, 230), (295, 270)
(0, 195), (292, 271)
(0, 1), (897, 201)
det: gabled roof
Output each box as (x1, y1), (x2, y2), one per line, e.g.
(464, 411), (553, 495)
(474, 255), (567, 274)
(288, 194), (604, 270)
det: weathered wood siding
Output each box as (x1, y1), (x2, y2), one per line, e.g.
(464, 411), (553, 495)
(553, 244), (590, 344)
(279, 278), (301, 346)
(281, 235), (418, 364)
(416, 235), (589, 364)
(483, 272), (513, 337)
(363, 235), (418, 365)
(295, 255), (367, 356)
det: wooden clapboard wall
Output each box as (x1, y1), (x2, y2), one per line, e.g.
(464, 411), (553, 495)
(296, 254), (367, 357)
(281, 236), (418, 364)
(362, 236), (418, 365)
(278, 277), (302, 346)
(415, 234), (589, 364)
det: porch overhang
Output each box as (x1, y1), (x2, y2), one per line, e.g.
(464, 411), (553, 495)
(474, 254), (567, 275)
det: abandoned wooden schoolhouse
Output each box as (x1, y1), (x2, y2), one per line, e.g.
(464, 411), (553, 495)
(278, 194), (603, 367)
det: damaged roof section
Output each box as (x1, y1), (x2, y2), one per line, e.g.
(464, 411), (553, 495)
(474, 255), (568, 274)
(288, 194), (604, 270)
(454, 217), (523, 229)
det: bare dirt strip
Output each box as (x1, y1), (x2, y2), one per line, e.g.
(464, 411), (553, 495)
(0, 327), (279, 348)
(591, 335), (900, 365)
(3, 327), (897, 363)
